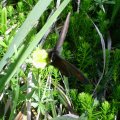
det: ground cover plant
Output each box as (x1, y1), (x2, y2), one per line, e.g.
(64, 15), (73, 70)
(0, 0), (120, 120)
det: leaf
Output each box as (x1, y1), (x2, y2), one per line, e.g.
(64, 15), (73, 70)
(92, 22), (106, 94)
(0, 40), (7, 48)
(51, 114), (80, 120)
(9, 79), (20, 120)
(0, 0), (71, 92)
(1, 7), (7, 34)
(111, 0), (120, 24)
(87, 15), (106, 94)
(79, 113), (88, 120)
(0, 0), (52, 72)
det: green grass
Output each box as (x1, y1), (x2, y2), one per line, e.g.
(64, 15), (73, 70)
(0, 0), (120, 119)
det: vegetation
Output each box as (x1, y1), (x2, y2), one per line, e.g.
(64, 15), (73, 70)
(0, 0), (120, 119)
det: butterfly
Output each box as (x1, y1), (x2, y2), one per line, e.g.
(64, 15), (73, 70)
(48, 12), (88, 84)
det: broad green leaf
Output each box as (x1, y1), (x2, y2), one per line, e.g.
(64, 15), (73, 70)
(0, 0), (71, 92)
(0, 0), (52, 71)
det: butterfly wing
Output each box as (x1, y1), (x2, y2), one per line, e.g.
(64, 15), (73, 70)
(49, 13), (88, 83)
(51, 53), (88, 84)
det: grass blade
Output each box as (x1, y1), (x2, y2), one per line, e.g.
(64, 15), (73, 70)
(0, 0), (71, 92)
(0, 0), (52, 71)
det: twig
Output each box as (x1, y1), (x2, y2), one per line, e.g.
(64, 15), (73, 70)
(77, 0), (81, 13)
(56, 0), (61, 9)
(27, 71), (32, 120)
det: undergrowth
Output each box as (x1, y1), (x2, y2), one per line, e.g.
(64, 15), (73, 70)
(0, 0), (120, 119)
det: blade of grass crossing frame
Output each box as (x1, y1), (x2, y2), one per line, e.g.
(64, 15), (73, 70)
(86, 14), (106, 94)
(0, 0), (71, 92)
(0, 0), (52, 71)
(92, 22), (106, 95)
